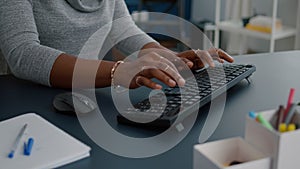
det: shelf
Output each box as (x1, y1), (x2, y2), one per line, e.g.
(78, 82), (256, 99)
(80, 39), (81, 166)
(214, 0), (300, 53)
(217, 21), (297, 41)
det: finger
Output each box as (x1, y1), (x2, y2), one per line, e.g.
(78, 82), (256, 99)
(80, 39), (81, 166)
(154, 61), (185, 86)
(208, 48), (219, 58)
(211, 56), (224, 63)
(179, 57), (193, 68)
(139, 65), (156, 76)
(177, 50), (195, 59)
(135, 76), (162, 89)
(208, 48), (234, 63)
(172, 55), (194, 70)
(194, 49), (215, 67)
(160, 57), (179, 73)
(177, 50), (206, 69)
(151, 50), (191, 70)
(202, 50), (215, 67)
(177, 50), (197, 60)
(218, 58), (225, 63)
(147, 69), (177, 87)
(217, 49), (234, 63)
(195, 59), (205, 68)
(193, 50), (208, 66)
(150, 52), (179, 73)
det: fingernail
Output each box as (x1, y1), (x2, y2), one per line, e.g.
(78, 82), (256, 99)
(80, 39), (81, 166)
(169, 79), (176, 86)
(211, 62), (215, 67)
(178, 79), (185, 86)
(155, 84), (162, 89)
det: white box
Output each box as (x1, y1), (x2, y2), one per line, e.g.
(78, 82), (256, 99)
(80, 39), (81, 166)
(193, 137), (271, 169)
(245, 109), (300, 169)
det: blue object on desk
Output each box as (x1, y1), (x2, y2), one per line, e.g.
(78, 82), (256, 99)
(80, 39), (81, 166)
(285, 103), (297, 125)
(24, 138), (34, 156)
(8, 124), (28, 159)
(249, 112), (257, 119)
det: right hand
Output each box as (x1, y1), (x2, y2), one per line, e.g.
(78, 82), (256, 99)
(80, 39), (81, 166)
(112, 51), (185, 90)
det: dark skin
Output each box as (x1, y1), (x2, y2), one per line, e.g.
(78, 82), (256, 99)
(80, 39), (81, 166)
(50, 42), (234, 89)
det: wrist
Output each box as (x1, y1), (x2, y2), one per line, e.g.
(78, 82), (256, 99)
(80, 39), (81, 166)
(110, 61), (124, 87)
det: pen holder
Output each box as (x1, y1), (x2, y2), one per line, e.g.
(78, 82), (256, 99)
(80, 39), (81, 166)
(193, 137), (271, 169)
(245, 109), (300, 169)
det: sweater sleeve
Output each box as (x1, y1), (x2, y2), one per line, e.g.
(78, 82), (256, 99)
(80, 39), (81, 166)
(0, 0), (63, 86)
(109, 0), (157, 55)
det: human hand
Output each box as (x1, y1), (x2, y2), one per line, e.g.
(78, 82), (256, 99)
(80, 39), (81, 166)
(177, 48), (234, 70)
(112, 51), (186, 90)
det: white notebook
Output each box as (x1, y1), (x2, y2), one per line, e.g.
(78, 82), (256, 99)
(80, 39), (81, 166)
(0, 113), (91, 169)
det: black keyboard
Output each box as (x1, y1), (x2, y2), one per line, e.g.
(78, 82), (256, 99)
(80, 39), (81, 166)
(117, 64), (256, 128)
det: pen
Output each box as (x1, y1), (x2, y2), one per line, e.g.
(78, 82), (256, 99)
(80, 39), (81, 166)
(8, 124), (28, 158)
(249, 111), (257, 119)
(284, 103), (297, 125)
(24, 138), (34, 156)
(256, 113), (274, 131)
(276, 105), (285, 130)
(283, 88), (295, 121)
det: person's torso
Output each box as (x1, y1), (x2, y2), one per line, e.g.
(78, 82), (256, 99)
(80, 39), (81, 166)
(32, 0), (115, 56)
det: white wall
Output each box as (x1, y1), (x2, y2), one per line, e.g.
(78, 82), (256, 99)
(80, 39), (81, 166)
(192, 0), (299, 53)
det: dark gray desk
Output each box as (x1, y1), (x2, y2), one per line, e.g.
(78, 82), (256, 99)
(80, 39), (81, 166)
(1, 51), (300, 169)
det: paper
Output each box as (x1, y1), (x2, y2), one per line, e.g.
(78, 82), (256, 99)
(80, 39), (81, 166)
(0, 113), (91, 169)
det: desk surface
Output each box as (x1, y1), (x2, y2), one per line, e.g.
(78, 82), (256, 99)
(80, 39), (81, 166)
(1, 51), (300, 169)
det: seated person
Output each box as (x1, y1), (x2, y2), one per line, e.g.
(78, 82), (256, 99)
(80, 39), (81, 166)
(0, 0), (234, 89)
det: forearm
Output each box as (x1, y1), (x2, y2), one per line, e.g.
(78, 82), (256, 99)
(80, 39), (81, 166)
(50, 53), (115, 89)
(50, 43), (174, 89)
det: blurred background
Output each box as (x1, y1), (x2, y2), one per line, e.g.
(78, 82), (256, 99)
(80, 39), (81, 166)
(125, 0), (300, 55)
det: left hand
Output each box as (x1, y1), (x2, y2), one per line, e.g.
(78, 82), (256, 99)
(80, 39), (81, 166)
(141, 42), (234, 70)
(177, 48), (234, 70)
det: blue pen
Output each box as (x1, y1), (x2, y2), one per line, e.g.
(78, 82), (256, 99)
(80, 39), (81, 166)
(24, 138), (34, 156)
(249, 111), (257, 119)
(285, 103), (297, 125)
(8, 124), (28, 158)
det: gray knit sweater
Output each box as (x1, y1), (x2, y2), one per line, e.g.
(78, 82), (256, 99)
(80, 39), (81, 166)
(0, 0), (155, 86)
